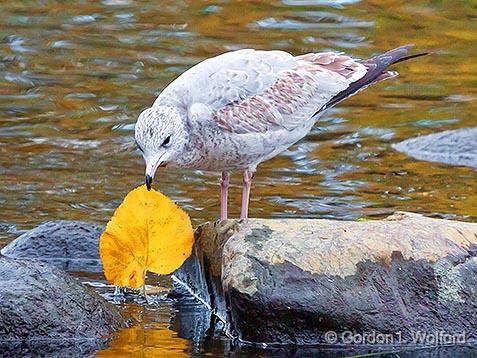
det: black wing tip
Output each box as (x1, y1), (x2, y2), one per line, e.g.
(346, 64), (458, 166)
(368, 44), (428, 66)
(393, 51), (429, 64)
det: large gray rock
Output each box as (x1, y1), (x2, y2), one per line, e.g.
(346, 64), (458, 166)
(173, 212), (477, 346)
(1, 221), (102, 272)
(392, 127), (477, 169)
(0, 256), (126, 356)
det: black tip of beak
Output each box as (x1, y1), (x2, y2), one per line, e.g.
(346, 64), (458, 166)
(145, 174), (153, 191)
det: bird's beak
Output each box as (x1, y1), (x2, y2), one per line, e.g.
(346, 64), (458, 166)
(144, 155), (166, 191)
(145, 174), (153, 191)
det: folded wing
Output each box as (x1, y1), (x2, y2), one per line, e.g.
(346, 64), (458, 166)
(155, 46), (417, 134)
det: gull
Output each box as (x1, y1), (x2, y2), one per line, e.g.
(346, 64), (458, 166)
(134, 45), (425, 220)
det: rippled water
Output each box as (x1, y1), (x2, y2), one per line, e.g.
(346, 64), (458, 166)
(0, 0), (476, 356)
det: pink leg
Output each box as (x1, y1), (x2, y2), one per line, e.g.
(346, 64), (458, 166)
(220, 171), (230, 220)
(240, 170), (253, 219)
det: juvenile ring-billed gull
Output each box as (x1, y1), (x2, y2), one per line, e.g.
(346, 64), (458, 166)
(134, 45), (425, 220)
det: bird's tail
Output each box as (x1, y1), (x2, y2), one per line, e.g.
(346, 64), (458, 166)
(325, 45), (427, 108)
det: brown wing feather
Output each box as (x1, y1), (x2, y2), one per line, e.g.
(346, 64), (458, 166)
(296, 52), (365, 80)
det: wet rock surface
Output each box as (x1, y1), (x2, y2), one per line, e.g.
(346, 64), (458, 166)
(392, 127), (477, 169)
(1, 221), (102, 272)
(174, 212), (477, 345)
(0, 256), (126, 357)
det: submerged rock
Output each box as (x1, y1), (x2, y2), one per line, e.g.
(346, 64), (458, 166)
(174, 212), (477, 345)
(0, 257), (126, 356)
(1, 221), (102, 272)
(392, 127), (477, 169)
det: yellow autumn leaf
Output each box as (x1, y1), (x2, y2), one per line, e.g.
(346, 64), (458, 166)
(99, 185), (194, 289)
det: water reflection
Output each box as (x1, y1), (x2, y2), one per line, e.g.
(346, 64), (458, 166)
(99, 306), (191, 357)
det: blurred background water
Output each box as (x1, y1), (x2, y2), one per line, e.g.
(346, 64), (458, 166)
(0, 0), (476, 356)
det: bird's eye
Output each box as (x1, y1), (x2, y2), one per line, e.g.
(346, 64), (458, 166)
(162, 135), (171, 147)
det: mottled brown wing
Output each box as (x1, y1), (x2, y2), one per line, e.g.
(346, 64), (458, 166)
(212, 52), (367, 134)
(211, 46), (423, 134)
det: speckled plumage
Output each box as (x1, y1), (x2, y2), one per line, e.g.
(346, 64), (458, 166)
(134, 45), (421, 218)
(136, 48), (368, 171)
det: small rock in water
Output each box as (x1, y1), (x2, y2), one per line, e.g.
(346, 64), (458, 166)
(1, 221), (102, 272)
(392, 127), (477, 169)
(0, 257), (126, 356)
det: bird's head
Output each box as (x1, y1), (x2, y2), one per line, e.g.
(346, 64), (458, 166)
(134, 105), (187, 190)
